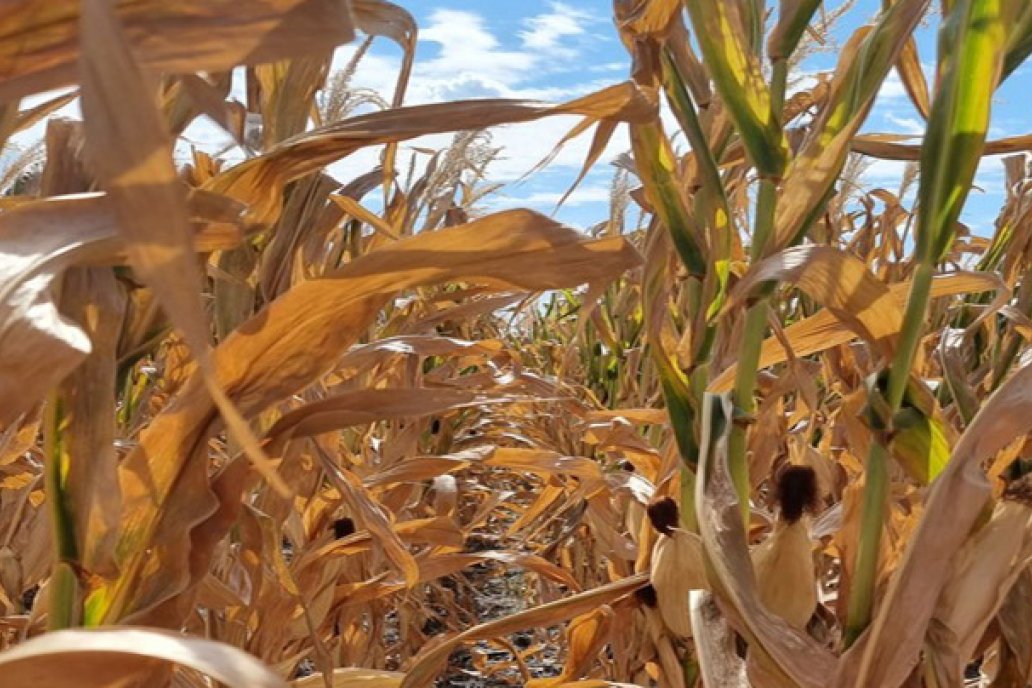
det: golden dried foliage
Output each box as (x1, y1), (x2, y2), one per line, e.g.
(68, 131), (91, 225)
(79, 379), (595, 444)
(0, 0), (1031, 686)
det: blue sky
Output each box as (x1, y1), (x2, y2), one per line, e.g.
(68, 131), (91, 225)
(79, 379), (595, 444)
(280, 0), (1031, 238)
(12, 3), (1024, 238)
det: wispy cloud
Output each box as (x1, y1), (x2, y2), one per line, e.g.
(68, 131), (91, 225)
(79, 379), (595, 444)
(519, 2), (592, 55)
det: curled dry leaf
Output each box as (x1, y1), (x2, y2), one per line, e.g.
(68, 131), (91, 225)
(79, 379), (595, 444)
(400, 573), (649, 688)
(205, 82), (655, 227)
(690, 590), (749, 688)
(722, 245), (903, 354)
(263, 388), (524, 454)
(928, 491), (1032, 683)
(711, 271), (1007, 392)
(79, 0), (288, 496)
(0, 0), (355, 103)
(291, 668), (404, 687)
(98, 210), (639, 626)
(0, 626), (287, 688)
(526, 606), (615, 687)
(0, 189), (246, 426)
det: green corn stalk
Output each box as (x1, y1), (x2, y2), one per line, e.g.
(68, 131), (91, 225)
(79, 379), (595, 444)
(43, 393), (81, 630)
(845, 0), (1007, 645)
(680, 0), (794, 522)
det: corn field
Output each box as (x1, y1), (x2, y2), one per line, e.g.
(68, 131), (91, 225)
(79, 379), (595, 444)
(0, 0), (1031, 686)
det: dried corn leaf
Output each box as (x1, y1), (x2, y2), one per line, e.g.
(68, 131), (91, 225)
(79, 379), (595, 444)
(724, 245), (902, 351)
(400, 573), (648, 688)
(0, 626), (286, 688)
(711, 271), (1005, 391)
(99, 210), (639, 626)
(838, 361), (1032, 687)
(0, 0), (355, 103)
(206, 83), (655, 227)
(292, 669), (403, 688)
(79, 0), (287, 495)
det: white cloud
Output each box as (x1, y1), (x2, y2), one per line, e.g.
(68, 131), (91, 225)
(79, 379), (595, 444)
(319, 6), (633, 186)
(420, 9), (534, 88)
(860, 158), (909, 186)
(485, 182), (615, 211)
(876, 71), (908, 101)
(519, 2), (591, 55)
(884, 113), (925, 136)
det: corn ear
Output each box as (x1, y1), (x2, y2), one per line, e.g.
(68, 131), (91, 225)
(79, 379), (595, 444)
(751, 466), (818, 630)
(649, 527), (707, 637)
(751, 521), (816, 630)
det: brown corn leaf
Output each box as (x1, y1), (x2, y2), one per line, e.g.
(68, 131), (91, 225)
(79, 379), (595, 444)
(711, 271), (1005, 391)
(0, 90), (78, 152)
(0, 0), (355, 103)
(400, 574), (648, 688)
(853, 132), (1032, 160)
(55, 268), (123, 578)
(930, 497), (1032, 680)
(264, 388), (524, 454)
(350, 0), (416, 106)
(78, 0), (288, 495)
(0, 187), (249, 425)
(722, 245), (902, 352)
(837, 361), (1032, 687)
(0, 626), (286, 688)
(526, 607), (615, 687)
(205, 83), (655, 227)
(101, 210), (639, 625)
(896, 38), (931, 119)
(350, 0), (417, 194)
(0, 195), (114, 426)
(336, 550), (582, 610)
(292, 669), (404, 688)
(300, 517), (465, 567)
(317, 459), (420, 589)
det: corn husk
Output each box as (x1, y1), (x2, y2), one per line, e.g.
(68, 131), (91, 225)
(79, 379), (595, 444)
(751, 519), (816, 630)
(649, 527), (706, 637)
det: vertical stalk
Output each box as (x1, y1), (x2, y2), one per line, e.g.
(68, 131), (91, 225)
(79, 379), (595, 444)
(43, 395), (81, 630)
(845, 262), (935, 644)
(725, 60), (788, 522)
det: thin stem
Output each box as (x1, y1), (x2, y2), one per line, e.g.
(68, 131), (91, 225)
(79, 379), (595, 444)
(844, 441), (890, 646)
(44, 395), (81, 630)
(727, 176), (779, 517)
(844, 262), (935, 644)
(725, 60), (788, 523)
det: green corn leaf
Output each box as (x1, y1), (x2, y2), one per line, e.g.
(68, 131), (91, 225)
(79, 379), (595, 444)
(917, 0), (1007, 264)
(682, 0), (788, 178)
(768, 0), (823, 61)
(1002, 1), (1032, 82)
(630, 122), (707, 277)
